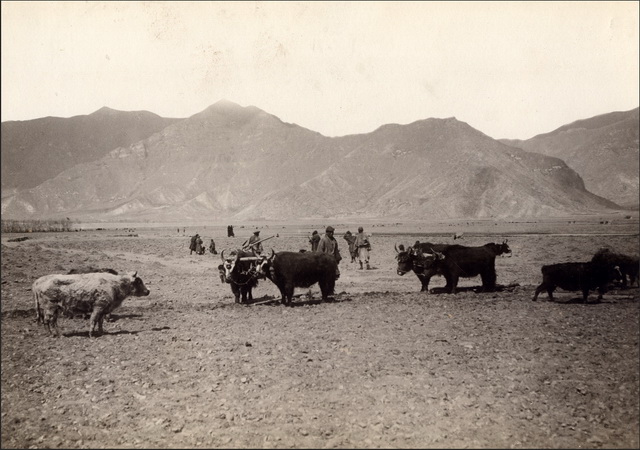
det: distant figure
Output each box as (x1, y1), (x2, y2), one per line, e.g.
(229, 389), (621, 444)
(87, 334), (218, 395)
(209, 238), (217, 255)
(183, 228), (185, 234)
(189, 233), (199, 255)
(354, 226), (371, 270)
(309, 230), (320, 252)
(343, 231), (357, 263)
(227, 225), (235, 237)
(318, 226), (342, 279)
(247, 230), (263, 255)
(177, 228), (180, 234)
(195, 235), (205, 255)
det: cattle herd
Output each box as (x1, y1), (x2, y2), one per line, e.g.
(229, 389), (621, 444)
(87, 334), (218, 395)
(395, 241), (637, 301)
(31, 238), (638, 338)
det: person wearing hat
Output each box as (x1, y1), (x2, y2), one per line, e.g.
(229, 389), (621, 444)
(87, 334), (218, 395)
(318, 226), (342, 279)
(343, 230), (357, 263)
(309, 230), (320, 252)
(247, 229), (263, 255)
(354, 226), (371, 269)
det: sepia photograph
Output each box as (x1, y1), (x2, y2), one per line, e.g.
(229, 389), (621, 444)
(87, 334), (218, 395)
(1, 1), (638, 448)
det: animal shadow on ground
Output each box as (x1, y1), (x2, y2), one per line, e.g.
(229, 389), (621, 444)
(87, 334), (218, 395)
(241, 293), (352, 308)
(430, 283), (520, 295)
(62, 329), (141, 338)
(107, 313), (143, 322)
(286, 296), (342, 307)
(552, 297), (605, 305)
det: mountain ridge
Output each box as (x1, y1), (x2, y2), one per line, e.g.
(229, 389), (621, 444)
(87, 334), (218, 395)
(500, 108), (639, 208)
(1, 102), (634, 221)
(1, 109), (181, 194)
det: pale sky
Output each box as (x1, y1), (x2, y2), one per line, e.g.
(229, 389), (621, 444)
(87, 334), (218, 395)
(2, 1), (638, 139)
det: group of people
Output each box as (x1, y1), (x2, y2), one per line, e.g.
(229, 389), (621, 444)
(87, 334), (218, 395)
(189, 229), (263, 257)
(189, 233), (217, 255)
(344, 227), (371, 270)
(310, 226), (372, 274)
(189, 225), (370, 273)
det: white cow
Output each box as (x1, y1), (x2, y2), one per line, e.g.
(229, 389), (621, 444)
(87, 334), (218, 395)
(33, 271), (150, 337)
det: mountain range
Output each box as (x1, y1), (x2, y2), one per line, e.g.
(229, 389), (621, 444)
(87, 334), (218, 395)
(1, 107), (179, 194)
(1, 100), (637, 222)
(501, 107), (639, 208)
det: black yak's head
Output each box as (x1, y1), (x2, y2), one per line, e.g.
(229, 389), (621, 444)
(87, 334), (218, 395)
(395, 244), (445, 276)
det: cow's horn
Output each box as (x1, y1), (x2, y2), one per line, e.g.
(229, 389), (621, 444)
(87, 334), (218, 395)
(220, 250), (226, 261)
(132, 271), (137, 278)
(268, 249), (275, 261)
(395, 244), (400, 253)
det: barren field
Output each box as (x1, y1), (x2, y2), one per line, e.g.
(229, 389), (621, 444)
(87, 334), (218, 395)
(2, 218), (639, 448)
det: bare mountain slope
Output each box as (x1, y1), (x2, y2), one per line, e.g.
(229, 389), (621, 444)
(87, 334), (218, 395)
(501, 108), (639, 208)
(1, 101), (621, 221)
(1, 107), (180, 194)
(237, 118), (618, 220)
(1, 101), (341, 221)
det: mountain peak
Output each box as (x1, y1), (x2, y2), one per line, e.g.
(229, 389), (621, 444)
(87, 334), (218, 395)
(212, 99), (242, 108)
(191, 100), (273, 124)
(91, 106), (120, 116)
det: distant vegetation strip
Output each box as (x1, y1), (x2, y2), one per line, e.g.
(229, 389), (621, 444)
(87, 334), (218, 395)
(1, 218), (75, 233)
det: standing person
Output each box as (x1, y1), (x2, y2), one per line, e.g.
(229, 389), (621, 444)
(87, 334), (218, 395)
(209, 238), (217, 254)
(309, 230), (320, 252)
(354, 226), (371, 270)
(343, 231), (357, 263)
(247, 230), (263, 255)
(317, 226), (342, 279)
(195, 234), (204, 255)
(189, 233), (199, 255)
(227, 225), (235, 237)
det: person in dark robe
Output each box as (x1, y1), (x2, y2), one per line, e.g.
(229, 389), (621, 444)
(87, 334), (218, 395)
(309, 230), (320, 252)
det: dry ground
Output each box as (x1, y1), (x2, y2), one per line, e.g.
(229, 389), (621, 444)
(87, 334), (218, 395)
(1, 219), (639, 448)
